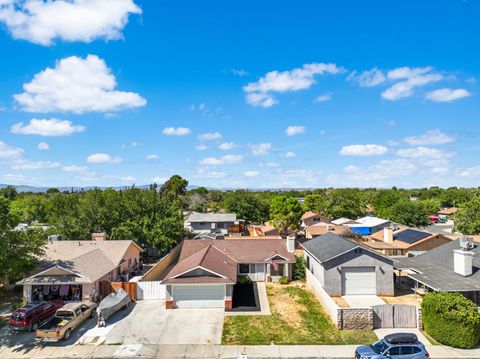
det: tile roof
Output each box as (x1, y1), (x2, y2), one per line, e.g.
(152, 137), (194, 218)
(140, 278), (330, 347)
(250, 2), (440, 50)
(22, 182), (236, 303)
(185, 212), (238, 223)
(437, 207), (458, 215)
(306, 224), (353, 237)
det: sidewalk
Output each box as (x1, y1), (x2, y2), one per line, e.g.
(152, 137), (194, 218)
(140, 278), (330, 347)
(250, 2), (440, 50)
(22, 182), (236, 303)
(2, 343), (480, 359)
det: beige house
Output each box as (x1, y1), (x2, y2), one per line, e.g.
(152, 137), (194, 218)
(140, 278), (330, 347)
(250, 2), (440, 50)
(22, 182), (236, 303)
(18, 233), (142, 302)
(301, 211), (330, 227)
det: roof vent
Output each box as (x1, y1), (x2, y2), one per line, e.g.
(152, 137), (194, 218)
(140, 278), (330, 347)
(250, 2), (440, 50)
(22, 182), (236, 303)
(460, 237), (475, 251)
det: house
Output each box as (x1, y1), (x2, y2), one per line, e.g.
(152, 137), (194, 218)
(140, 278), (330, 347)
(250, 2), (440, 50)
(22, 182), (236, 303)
(345, 216), (391, 236)
(394, 237), (480, 305)
(302, 233), (394, 296)
(363, 226), (452, 256)
(158, 238), (295, 309)
(247, 223), (280, 237)
(18, 233), (142, 302)
(437, 207), (458, 221)
(305, 223), (355, 239)
(184, 212), (245, 235)
(301, 211), (330, 227)
(331, 217), (356, 225)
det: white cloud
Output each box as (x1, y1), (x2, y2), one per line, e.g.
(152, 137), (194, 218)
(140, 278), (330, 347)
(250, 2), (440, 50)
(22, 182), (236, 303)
(11, 160), (60, 170)
(286, 125), (305, 136)
(250, 143), (271, 156)
(14, 55), (146, 113)
(340, 144), (388, 156)
(285, 151), (297, 158)
(384, 120), (396, 126)
(381, 66), (443, 100)
(195, 169), (227, 179)
(195, 144), (208, 151)
(0, 0), (141, 46)
(86, 153), (122, 164)
(152, 176), (168, 183)
(231, 69), (248, 77)
(425, 88), (471, 102)
(396, 146), (452, 159)
(146, 154), (159, 160)
(11, 118), (85, 136)
(162, 127), (191, 136)
(37, 142), (49, 150)
(0, 140), (61, 170)
(199, 155), (242, 166)
(457, 165), (480, 178)
(243, 171), (260, 177)
(62, 165), (92, 175)
(348, 67), (386, 87)
(314, 94), (331, 103)
(404, 129), (455, 145)
(261, 162), (280, 168)
(218, 142), (236, 150)
(0, 141), (24, 162)
(243, 63), (344, 107)
(198, 132), (222, 141)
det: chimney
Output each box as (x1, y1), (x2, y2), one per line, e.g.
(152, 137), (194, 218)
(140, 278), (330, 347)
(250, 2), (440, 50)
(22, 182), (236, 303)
(383, 227), (393, 243)
(91, 232), (107, 241)
(454, 239), (475, 276)
(286, 234), (295, 253)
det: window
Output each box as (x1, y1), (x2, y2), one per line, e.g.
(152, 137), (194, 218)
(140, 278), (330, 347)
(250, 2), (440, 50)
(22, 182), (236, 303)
(306, 255), (310, 270)
(411, 346), (422, 354)
(386, 347), (400, 356)
(238, 264), (250, 274)
(400, 346), (413, 355)
(128, 258), (132, 267)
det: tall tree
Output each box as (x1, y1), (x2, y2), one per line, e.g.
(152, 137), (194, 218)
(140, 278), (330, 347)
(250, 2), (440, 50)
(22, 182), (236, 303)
(384, 199), (429, 227)
(221, 190), (269, 224)
(454, 197), (480, 235)
(322, 189), (366, 219)
(270, 196), (303, 236)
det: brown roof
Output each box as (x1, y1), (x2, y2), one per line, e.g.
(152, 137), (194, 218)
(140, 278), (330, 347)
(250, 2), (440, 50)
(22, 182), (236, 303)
(306, 224), (353, 237)
(163, 239), (295, 284)
(437, 207), (458, 215)
(226, 235), (283, 240)
(367, 227), (452, 250)
(302, 211), (319, 220)
(369, 226), (408, 241)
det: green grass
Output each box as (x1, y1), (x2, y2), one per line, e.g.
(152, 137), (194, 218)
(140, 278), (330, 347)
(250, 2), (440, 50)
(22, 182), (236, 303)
(222, 285), (377, 345)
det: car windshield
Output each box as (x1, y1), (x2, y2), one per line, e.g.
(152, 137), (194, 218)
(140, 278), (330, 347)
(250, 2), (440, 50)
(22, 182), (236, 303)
(11, 312), (25, 321)
(371, 340), (389, 354)
(56, 310), (75, 319)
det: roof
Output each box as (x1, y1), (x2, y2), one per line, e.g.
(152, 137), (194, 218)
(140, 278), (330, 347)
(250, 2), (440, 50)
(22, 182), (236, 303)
(394, 229), (431, 244)
(247, 224), (280, 237)
(185, 212), (237, 223)
(226, 235), (283, 240)
(331, 217), (356, 225)
(346, 216), (389, 228)
(394, 238), (480, 292)
(368, 227), (450, 250)
(163, 239), (295, 284)
(59, 302), (85, 311)
(301, 211), (329, 221)
(302, 232), (393, 264)
(20, 240), (141, 284)
(305, 224), (353, 237)
(437, 207), (458, 215)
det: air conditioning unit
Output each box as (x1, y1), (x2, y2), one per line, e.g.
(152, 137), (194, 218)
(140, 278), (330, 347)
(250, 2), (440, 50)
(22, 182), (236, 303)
(48, 235), (62, 241)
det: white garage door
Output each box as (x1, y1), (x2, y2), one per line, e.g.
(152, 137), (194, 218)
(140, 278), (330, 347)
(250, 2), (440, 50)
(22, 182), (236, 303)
(342, 267), (376, 295)
(173, 285), (225, 308)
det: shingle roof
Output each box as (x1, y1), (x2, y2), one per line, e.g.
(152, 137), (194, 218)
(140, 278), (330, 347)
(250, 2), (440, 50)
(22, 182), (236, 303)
(437, 207), (458, 215)
(306, 224), (353, 237)
(186, 212), (237, 223)
(394, 238), (480, 291)
(301, 232), (359, 263)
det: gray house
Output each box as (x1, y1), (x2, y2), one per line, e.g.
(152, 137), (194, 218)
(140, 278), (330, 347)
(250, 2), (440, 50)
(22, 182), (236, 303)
(184, 212), (244, 236)
(302, 233), (394, 296)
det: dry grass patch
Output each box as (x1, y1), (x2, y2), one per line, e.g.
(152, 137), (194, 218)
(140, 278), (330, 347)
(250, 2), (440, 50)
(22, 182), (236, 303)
(267, 283), (304, 328)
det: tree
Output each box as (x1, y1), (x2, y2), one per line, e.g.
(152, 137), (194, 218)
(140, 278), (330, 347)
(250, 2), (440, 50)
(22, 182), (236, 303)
(293, 255), (306, 280)
(303, 194), (325, 213)
(384, 199), (429, 227)
(0, 185), (17, 200)
(222, 191), (269, 224)
(10, 195), (49, 224)
(454, 197), (480, 235)
(371, 189), (406, 218)
(46, 188), (60, 194)
(160, 175), (188, 198)
(322, 189), (366, 219)
(270, 196), (303, 235)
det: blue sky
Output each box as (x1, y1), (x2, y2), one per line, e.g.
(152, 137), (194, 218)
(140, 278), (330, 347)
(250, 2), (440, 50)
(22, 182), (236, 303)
(0, 0), (479, 188)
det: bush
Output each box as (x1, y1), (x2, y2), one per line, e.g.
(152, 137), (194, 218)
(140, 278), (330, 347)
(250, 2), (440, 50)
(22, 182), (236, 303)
(421, 292), (480, 348)
(278, 276), (289, 285)
(237, 275), (251, 285)
(293, 255), (306, 281)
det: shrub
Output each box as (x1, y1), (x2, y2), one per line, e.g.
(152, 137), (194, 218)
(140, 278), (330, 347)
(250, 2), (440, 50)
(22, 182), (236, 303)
(237, 275), (251, 285)
(278, 276), (289, 285)
(421, 292), (480, 348)
(293, 255), (306, 281)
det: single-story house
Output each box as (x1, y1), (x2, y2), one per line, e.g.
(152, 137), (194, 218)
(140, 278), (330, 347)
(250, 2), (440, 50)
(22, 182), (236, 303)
(305, 223), (354, 239)
(345, 216), (391, 236)
(331, 217), (357, 226)
(394, 237), (480, 305)
(364, 226), (452, 256)
(301, 211), (330, 227)
(18, 233), (142, 302)
(184, 212), (245, 235)
(302, 233), (394, 296)
(247, 223), (281, 237)
(160, 238), (295, 309)
(437, 207), (458, 221)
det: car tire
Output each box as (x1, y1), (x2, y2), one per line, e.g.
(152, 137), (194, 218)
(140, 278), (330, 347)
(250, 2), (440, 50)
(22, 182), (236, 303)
(90, 310), (96, 318)
(63, 329), (71, 341)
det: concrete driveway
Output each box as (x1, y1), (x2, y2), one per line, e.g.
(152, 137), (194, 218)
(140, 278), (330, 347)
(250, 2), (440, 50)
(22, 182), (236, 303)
(81, 300), (224, 345)
(343, 295), (385, 307)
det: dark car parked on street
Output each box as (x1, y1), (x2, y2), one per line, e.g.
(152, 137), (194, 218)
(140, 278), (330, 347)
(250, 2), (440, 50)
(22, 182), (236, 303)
(355, 333), (429, 359)
(8, 300), (65, 332)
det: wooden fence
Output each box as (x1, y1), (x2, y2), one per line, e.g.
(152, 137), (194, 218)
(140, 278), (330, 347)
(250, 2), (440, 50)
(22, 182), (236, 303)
(98, 281), (137, 300)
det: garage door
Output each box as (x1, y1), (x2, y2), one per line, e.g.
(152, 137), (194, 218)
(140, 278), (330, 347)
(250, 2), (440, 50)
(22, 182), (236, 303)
(342, 267), (376, 295)
(173, 285), (225, 308)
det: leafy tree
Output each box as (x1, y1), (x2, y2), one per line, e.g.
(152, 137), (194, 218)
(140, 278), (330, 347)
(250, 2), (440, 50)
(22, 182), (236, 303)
(0, 185), (17, 200)
(293, 255), (306, 281)
(384, 199), (429, 227)
(322, 189), (366, 219)
(303, 194), (325, 213)
(222, 191), (269, 224)
(270, 196), (303, 235)
(371, 189), (406, 218)
(46, 188), (60, 194)
(454, 197), (480, 235)
(10, 195), (49, 224)
(160, 175), (188, 198)
(440, 187), (473, 208)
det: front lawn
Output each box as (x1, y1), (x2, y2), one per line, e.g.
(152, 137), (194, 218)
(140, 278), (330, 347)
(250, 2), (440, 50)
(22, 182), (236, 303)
(222, 283), (377, 345)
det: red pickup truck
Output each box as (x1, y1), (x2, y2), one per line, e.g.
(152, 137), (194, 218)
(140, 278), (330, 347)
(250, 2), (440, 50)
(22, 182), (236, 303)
(9, 300), (64, 331)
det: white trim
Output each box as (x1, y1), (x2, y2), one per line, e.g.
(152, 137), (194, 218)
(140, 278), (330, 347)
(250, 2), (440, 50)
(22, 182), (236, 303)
(264, 252), (289, 261)
(302, 243), (393, 265)
(171, 265), (226, 279)
(25, 265), (85, 280)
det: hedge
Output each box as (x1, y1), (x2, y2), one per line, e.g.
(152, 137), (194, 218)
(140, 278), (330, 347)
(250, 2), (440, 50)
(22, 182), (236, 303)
(421, 292), (480, 348)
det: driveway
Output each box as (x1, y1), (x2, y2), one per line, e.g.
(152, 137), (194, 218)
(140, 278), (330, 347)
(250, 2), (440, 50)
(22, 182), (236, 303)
(343, 295), (385, 307)
(81, 300), (224, 345)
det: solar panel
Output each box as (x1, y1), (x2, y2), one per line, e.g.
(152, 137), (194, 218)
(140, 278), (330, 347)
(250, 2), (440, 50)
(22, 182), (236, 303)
(394, 229), (431, 244)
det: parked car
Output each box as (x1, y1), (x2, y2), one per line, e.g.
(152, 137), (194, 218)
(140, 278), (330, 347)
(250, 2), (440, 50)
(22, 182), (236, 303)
(8, 300), (64, 331)
(355, 333), (429, 359)
(36, 302), (97, 341)
(428, 216), (439, 224)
